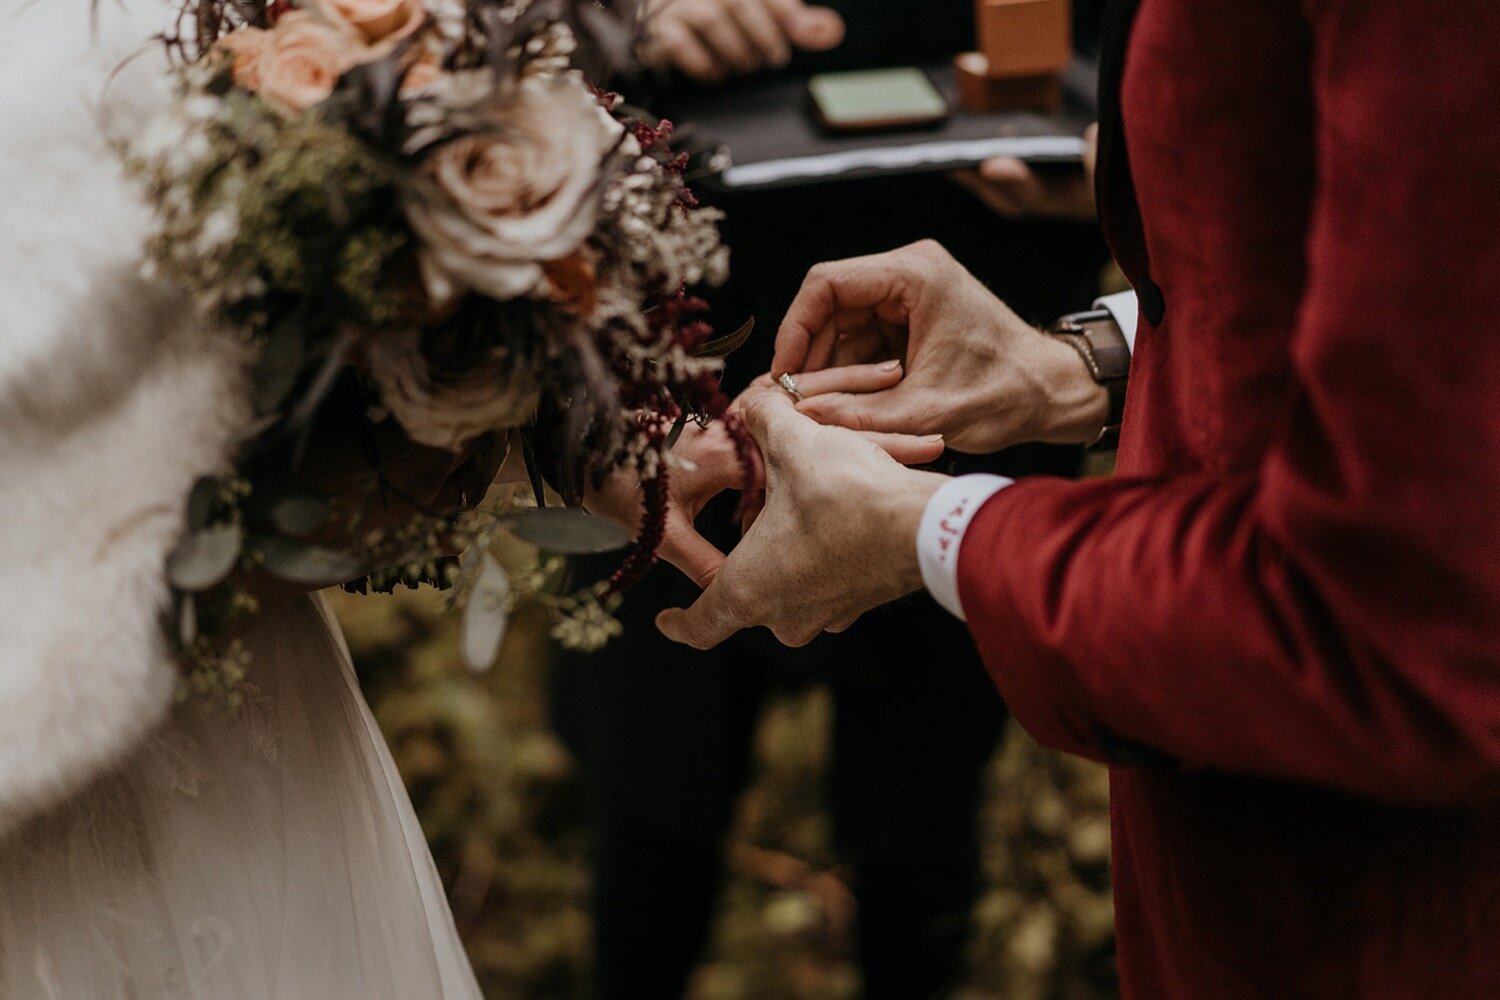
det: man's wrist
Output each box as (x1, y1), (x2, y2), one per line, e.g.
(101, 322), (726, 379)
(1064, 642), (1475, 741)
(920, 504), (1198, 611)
(916, 474), (1013, 620)
(1047, 307), (1131, 449)
(1027, 333), (1112, 445)
(882, 469), (950, 597)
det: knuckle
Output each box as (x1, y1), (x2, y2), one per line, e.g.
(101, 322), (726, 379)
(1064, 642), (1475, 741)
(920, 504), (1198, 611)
(678, 4), (715, 28)
(911, 238), (942, 259)
(719, 579), (757, 619)
(740, 389), (777, 428)
(773, 625), (815, 648)
(791, 624), (821, 647)
(907, 238), (952, 273)
(657, 4), (695, 28)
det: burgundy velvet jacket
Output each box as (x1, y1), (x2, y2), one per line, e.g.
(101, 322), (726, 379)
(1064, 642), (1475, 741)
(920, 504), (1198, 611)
(956, 0), (1500, 994)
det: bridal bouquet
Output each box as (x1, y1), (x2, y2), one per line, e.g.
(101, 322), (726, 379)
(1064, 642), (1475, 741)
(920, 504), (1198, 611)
(122, 0), (754, 690)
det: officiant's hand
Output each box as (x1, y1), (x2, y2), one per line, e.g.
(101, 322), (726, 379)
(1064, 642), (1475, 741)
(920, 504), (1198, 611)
(771, 241), (1108, 452)
(586, 364), (944, 588)
(657, 385), (946, 648)
(951, 123), (1098, 222)
(640, 0), (844, 83)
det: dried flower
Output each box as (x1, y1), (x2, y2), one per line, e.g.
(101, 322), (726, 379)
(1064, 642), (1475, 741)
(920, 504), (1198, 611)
(400, 48), (443, 94)
(218, 13), (362, 115)
(551, 591), (623, 651)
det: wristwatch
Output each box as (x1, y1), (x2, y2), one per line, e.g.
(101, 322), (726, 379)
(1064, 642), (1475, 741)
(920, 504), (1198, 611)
(1047, 308), (1131, 450)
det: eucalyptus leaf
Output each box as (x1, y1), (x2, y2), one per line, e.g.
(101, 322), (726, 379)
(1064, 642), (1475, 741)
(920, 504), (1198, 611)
(186, 476), (220, 531)
(254, 534), (366, 586)
(665, 409), (689, 450)
(288, 334), (353, 427)
(269, 495), (330, 538)
(521, 427), (547, 510)
(695, 317), (754, 359)
(460, 550), (511, 673)
(178, 593), (198, 647)
(166, 523), (245, 591)
(252, 317), (306, 415)
(507, 507), (631, 554)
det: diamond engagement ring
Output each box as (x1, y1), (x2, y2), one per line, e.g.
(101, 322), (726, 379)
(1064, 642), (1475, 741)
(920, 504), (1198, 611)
(777, 372), (804, 401)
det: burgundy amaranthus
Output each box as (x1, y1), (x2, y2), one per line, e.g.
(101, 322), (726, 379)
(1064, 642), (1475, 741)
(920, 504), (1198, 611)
(601, 289), (756, 595)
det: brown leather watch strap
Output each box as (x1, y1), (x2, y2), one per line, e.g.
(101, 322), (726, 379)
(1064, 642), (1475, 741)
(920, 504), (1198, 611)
(1047, 308), (1130, 450)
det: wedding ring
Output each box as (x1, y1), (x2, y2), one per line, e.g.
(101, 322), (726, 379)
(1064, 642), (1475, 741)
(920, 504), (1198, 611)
(777, 372), (804, 401)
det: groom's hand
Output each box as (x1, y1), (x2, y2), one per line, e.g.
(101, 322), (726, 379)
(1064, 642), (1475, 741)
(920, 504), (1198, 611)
(656, 385), (947, 649)
(586, 363), (945, 588)
(771, 240), (1109, 452)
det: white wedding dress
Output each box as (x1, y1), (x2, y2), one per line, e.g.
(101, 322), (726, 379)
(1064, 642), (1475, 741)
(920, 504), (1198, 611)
(0, 0), (482, 996)
(0, 599), (482, 999)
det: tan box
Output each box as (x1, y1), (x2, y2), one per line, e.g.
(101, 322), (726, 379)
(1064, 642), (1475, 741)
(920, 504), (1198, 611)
(954, 51), (1063, 113)
(976, 0), (1073, 78)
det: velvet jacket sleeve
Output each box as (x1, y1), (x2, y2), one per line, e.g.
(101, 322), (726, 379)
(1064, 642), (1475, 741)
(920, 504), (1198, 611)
(957, 0), (1500, 805)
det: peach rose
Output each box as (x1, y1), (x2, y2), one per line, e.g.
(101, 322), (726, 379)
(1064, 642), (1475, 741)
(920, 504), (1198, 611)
(310, 0), (426, 52)
(217, 27), (269, 90)
(218, 13), (360, 115)
(405, 73), (623, 304)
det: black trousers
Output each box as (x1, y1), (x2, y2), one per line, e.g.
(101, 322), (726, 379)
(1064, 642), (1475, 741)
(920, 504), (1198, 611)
(549, 173), (1104, 999)
(551, 564), (1009, 1000)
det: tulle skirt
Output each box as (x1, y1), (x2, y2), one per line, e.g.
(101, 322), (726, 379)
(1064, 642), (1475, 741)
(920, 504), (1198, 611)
(0, 595), (481, 999)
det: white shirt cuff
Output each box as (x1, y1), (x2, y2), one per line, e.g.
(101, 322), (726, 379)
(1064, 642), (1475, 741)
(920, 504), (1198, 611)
(917, 474), (1013, 621)
(1094, 289), (1139, 354)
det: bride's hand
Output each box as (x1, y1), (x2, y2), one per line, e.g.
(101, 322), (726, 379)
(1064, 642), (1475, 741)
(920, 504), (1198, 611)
(586, 363), (947, 587)
(587, 418), (749, 587)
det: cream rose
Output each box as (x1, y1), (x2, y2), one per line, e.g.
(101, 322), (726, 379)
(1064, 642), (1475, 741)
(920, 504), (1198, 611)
(365, 329), (540, 450)
(310, 0), (426, 51)
(218, 13), (360, 115)
(404, 73), (623, 305)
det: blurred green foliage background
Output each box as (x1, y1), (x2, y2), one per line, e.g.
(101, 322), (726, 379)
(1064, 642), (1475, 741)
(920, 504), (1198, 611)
(332, 587), (1117, 1000)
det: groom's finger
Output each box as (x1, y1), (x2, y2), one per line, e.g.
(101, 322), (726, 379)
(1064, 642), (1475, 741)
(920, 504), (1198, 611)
(795, 384), (932, 437)
(736, 382), (802, 451)
(859, 431), (945, 465)
(774, 254), (914, 375)
(656, 574), (748, 649)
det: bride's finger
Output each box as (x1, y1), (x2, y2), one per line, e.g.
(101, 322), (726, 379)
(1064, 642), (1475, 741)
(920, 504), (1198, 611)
(859, 431), (945, 465)
(660, 515), (729, 589)
(786, 360), (903, 399)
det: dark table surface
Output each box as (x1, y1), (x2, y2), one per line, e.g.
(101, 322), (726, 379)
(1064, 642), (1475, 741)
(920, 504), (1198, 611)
(660, 59), (1098, 192)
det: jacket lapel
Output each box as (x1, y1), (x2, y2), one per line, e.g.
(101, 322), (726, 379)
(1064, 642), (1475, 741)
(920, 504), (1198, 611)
(1095, 0), (1165, 325)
